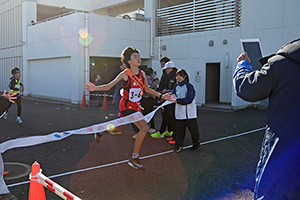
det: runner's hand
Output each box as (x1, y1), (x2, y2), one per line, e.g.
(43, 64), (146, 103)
(162, 93), (176, 102)
(2, 90), (17, 103)
(237, 52), (251, 63)
(85, 81), (96, 92)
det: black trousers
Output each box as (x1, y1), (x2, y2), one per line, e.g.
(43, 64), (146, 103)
(7, 96), (22, 117)
(175, 118), (200, 148)
(141, 97), (157, 129)
(159, 104), (176, 134)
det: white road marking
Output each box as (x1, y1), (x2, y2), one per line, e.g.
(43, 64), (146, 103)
(7, 127), (266, 188)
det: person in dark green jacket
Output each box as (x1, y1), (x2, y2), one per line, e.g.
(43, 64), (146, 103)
(3, 67), (24, 124)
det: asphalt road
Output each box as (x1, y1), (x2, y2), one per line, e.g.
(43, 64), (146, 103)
(0, 97), (268, 200)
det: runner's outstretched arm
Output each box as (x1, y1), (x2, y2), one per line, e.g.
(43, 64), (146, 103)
(85, 72), (127, 92)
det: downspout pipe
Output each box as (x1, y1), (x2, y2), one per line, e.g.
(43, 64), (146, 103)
(150, 0), (155, 57)
(84, 13), (90, 104)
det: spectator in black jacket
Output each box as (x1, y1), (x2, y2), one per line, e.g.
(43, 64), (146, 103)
(151, 61), (177, 144)
(141, 67), (159, 134)
(158, 57), (170, 93)
(233, 38), (300, 200)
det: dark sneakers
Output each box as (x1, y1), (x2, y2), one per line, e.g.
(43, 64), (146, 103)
(174, 144), (200, 152)
(191, 144), (201, 151)
(174, 146), (183, 153)
(128, 157), (146, 170)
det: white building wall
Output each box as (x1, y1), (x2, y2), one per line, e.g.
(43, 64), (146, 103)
(88, 14), (150, 58)
(0, 0), (23, 92)
(24, 12), (85, 103)
(28, 57), (72, 99)
(3, 0), (299, 107)
(24, 11), (150, 103)
(154, 29), (240, 106)
(153, 0), (300, 108)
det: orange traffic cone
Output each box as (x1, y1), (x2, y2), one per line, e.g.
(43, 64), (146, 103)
(101, 93), (110, 110)
(80, 91), (88, 107)
(28, 161), (46, 200)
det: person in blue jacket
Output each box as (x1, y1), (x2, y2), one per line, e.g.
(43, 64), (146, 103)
(233, 38), (300, 200)
(171, 69), (200, 153)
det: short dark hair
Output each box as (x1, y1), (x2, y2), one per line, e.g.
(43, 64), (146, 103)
(176, 69), (189, 82)
(139, 65), (147, 72)
(160, 57), (170, 63)
(121, 47), (140, 69)
(11, 67), (20, 75)
(145, 67), (154, 76)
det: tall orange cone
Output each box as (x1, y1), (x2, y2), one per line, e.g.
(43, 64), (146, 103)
(28, 161), (46, 200)
(80, 91), (88, 107)
(101, 93), (110, 110)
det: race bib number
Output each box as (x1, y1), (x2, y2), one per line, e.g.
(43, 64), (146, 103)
(129, 88), (142, 102)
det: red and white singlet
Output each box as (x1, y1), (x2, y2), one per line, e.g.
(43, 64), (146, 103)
(119, 69), (145, 116)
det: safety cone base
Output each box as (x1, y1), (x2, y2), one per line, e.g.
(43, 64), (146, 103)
(81, 91), (88, 107)
(101, 93), (110, 110)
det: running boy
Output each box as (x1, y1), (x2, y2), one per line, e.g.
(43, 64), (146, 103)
(171, 69), (200, 152)
(3, 67), (24, 124)
(85, 47), (175, 170)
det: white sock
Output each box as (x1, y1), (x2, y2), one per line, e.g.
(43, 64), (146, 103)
(132, 153), (139, 159)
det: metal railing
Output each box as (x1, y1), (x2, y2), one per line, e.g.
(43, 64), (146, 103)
(156, 0), (241, 36)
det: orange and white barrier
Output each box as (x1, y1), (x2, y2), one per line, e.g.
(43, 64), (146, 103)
(87, 93), (113, 97)
(29, 162), (81, 200)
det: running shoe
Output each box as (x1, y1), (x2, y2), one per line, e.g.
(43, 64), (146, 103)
(148, 128), (157, 134)
(3, 113), (8, 120)
(16, 117), (23, 124)
(166, 137), (173, 141)
(191, 144), (201, 151)
(163, 131), (173, 136)
(109, 131), (122, 135)
(151, 131), (164, 138)
(168, 140), (175, 144)
(174, 146), (183, 153)
(128, 157), (146, 170)
(94, 133), (102, 143)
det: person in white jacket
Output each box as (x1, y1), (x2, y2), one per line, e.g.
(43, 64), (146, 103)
(171, 69), (200, 152)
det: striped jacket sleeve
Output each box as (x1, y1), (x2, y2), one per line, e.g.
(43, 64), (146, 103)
(233, 60), (273, 102)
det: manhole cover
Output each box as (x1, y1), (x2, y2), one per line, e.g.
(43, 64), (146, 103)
(3, 162), (31, 180)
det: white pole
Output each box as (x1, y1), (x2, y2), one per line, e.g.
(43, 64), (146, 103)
(84, 13), (90, 104)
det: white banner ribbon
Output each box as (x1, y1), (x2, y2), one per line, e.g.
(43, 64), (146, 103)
(0, 101), (173, 194)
